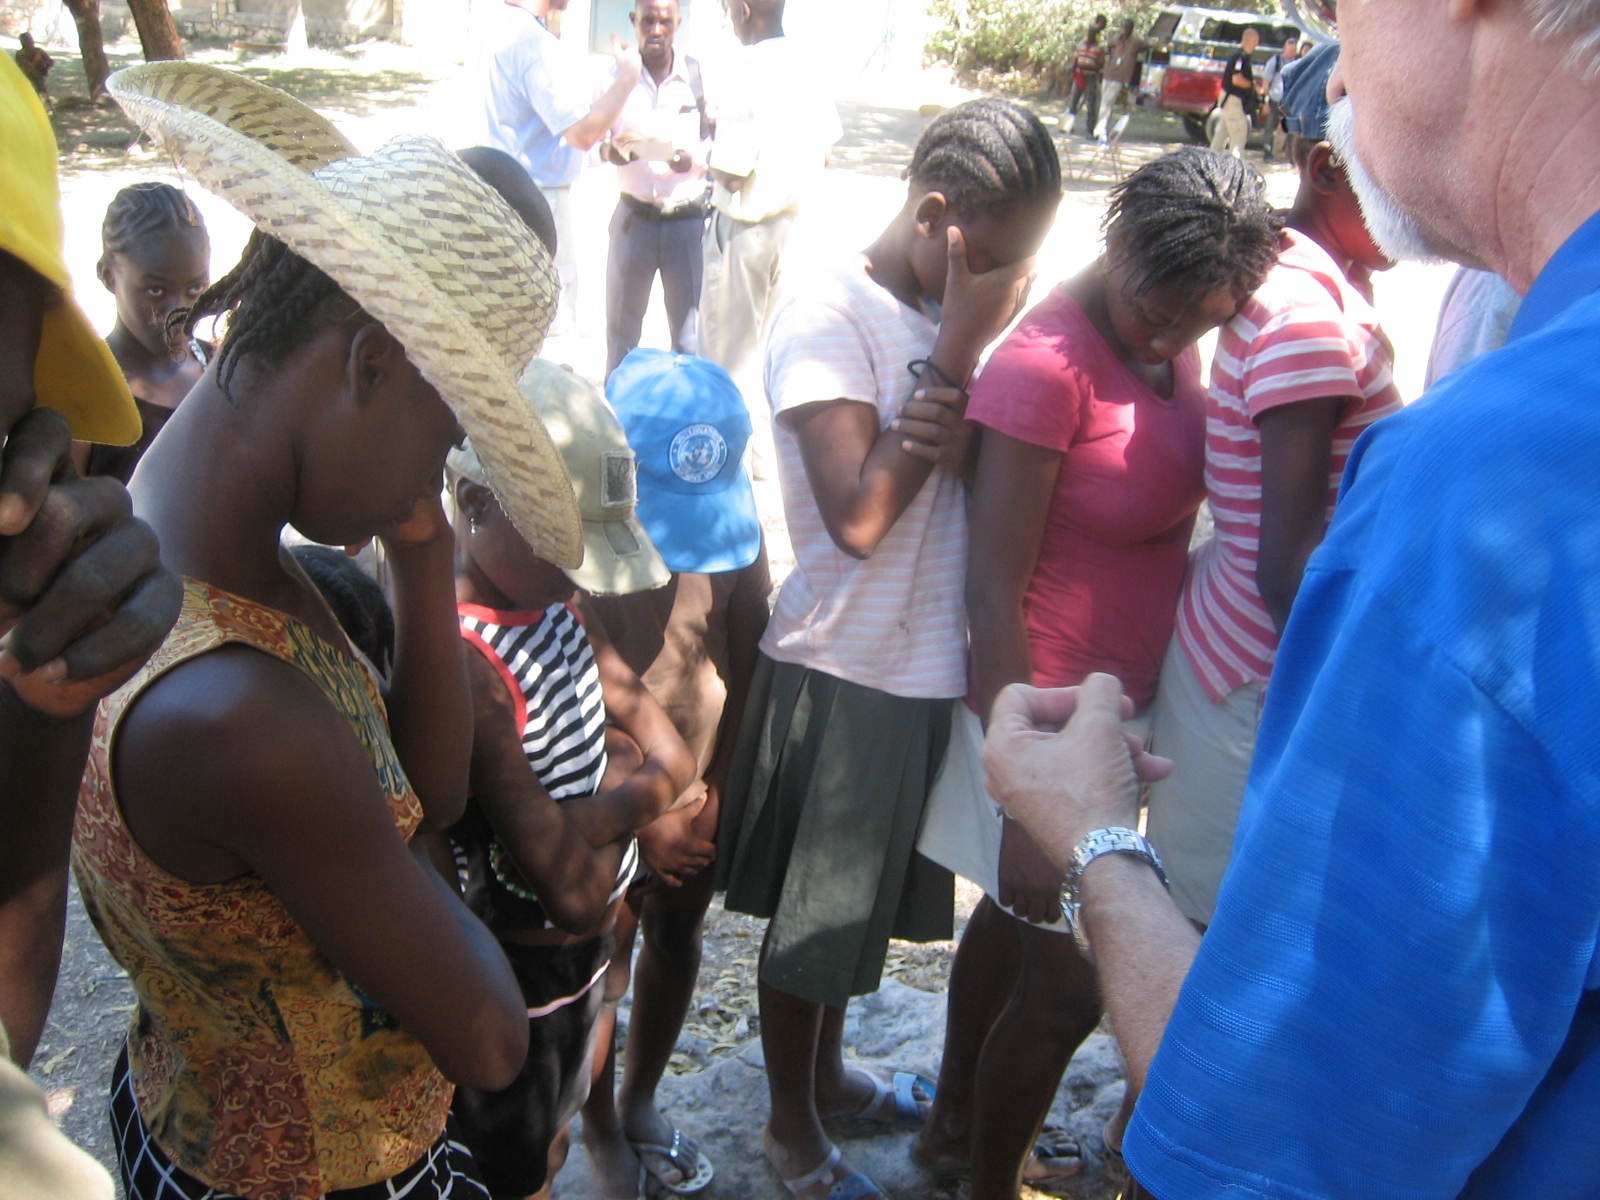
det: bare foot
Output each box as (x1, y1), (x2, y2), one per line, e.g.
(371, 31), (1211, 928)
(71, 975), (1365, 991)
(818, 1068), (934, 1123)
(763, 1129), (883, 1200)
(582, 1114), (644, 1200)
(621, 1101), (712, 1193)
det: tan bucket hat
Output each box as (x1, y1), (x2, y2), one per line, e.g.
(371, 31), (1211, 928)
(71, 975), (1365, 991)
(106, 62), (582, 567)
(449, 359), (669, 596)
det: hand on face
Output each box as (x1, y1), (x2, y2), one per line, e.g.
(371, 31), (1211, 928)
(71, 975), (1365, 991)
(936, 225), (1036, 368)
(376, 491), (451, 551)
(981, 674), (1171, 871)
(0, 407), (182, 718)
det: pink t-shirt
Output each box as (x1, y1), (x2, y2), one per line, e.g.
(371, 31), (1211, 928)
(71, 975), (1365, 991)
(759, 256), (968, 699)
(966, 288), (1207, 707)
(1176, 229), (1403, 702)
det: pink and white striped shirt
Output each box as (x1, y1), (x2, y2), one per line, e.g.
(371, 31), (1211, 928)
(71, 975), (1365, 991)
(1176, 230), (1402, 701)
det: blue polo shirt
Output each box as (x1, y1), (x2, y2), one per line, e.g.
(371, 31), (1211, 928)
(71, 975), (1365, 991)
(479, 2), (591, 188)
(1123, 211), (1600, 1199)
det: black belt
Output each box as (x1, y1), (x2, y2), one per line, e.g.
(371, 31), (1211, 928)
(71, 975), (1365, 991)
(620, 191), (709, 222)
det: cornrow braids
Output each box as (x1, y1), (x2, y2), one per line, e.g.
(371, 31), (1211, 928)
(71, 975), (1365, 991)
(99, 182), (206, 275)
(1102, 146), (1283, 304)
(907, 98), (1062, 217)
(183, 229), (357, 397)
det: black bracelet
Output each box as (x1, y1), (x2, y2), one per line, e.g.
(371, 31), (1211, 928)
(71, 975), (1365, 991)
(906, 357), (968, 396)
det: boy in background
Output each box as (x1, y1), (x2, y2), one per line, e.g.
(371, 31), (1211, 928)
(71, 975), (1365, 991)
(582, 349), (771, 1198)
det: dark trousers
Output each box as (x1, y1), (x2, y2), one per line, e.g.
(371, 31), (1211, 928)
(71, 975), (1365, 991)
(1068, 73), (1101, 133)
(605, 198), (705, 377)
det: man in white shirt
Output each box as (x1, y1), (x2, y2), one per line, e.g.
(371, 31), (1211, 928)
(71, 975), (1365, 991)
(1259, 33), (1299, 161)
(600, 0), (711, 376)
(700, 0), (842, 468)
(479, 0), (642, 333)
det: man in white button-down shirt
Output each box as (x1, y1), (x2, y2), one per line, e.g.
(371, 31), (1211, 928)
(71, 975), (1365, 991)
(601, 0), (711, 375)
(700, 0), (842, 470)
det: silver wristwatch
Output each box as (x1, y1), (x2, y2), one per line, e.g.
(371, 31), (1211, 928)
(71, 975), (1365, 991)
(1060, 827), (1168, 960)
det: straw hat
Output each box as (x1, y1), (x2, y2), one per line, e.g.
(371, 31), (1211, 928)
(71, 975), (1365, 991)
(106, 62), (582, 567)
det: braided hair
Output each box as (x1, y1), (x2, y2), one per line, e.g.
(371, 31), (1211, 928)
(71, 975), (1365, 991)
(289, 544), (396, 678)
(1102, 146), (1282, 304)
(183, 229), (360, 397)
(99, 182), (207, 276)
(907, 98), (1062, 217)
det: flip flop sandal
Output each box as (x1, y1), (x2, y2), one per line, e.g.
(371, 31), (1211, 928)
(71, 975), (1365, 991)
(630, 1128), (714, 1195)
(778, 1145), (885, 1200)
(848, 1069), (936, 1124)
(1022, 1126), (1084, 1195)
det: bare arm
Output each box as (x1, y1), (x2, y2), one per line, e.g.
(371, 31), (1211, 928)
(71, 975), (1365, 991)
(117, 649), (528, 1091)
(966, 429), (1072, 925)
(562, 37), (643, 152)
(464, 646), (627, 936)
(0, 692), (87, 1065)
(0, 253), (183, 1063)
(560, 603), (702, 846)
(1256, 397), (1344, 632)
(786, 228), (1035, 559)
(381, 497), (472, 833)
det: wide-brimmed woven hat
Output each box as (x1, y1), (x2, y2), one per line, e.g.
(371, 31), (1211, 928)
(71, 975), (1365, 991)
(106, 62), (581, 566)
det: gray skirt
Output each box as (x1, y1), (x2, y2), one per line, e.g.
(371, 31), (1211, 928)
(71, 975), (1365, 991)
(715, 654), (955, 1009)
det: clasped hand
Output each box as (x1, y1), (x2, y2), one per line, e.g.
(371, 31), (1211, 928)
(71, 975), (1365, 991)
(981, 674), (1172, 875)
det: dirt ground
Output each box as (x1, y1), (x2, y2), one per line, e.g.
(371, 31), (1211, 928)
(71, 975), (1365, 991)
(14, 34), (1457, 1192)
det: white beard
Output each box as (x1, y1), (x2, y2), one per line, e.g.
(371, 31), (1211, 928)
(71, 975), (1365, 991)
(1326, 96), (1445, 263)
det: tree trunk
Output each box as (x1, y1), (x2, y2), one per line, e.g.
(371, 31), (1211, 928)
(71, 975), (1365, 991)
(126, 0), (186, 61)
(284, 0), (308, 54)
(60, 0), (110, 98)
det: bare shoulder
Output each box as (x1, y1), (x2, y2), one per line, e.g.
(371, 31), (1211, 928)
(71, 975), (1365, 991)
(116, 644), (400, 879)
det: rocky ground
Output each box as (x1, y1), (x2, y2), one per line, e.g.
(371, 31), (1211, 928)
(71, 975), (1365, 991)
(16, 32), (1456, 1200)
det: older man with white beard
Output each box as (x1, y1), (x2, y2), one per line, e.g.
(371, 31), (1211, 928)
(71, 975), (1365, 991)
(975, 0), (1600, 1196)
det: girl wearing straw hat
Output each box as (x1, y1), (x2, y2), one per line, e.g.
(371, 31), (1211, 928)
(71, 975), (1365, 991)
(71, 63), (582, 1200)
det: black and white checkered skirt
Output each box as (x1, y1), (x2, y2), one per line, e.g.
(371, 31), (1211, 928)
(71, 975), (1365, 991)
(110, 1047), (488, 1200)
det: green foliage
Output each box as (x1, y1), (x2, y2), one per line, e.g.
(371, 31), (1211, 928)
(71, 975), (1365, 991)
(926, 0), (1281, 82)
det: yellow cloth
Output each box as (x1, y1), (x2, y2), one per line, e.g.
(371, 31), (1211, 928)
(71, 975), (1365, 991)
(0, 1019), (115, 1200)
(0, 55), (139, 446)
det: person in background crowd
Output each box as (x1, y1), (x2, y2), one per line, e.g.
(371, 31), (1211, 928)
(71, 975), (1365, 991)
(1424, 266), (1522, 387)
(914, 147), (1281, 1200)
(715, 99), (1058, 1200)
(580, 349), (771, 1200)
(1094, 18), (1144, 144)
(1065, 26), (1105, 138)
(0, 52), (178, 1200)
(479, 0), (643, 335)
(1210, 25), (1258, 158)
(701, 0), (842, 475)
(79, 183), (210, 483)
(14, 33), (51, 104)
(446, 358), (702, 1199)
(600, 0), (710, 377)
(83, 63), (577, 1200)
(990, 0), (1600, 1188)
(1138, 42), (1400, 956)
(1259, 33), (1299, 162)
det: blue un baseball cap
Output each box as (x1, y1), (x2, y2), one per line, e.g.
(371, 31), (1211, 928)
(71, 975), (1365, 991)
(605, 349), (762, 575)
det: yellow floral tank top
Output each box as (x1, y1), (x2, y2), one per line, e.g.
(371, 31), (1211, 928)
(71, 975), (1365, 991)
(72, 579), (452, 1200)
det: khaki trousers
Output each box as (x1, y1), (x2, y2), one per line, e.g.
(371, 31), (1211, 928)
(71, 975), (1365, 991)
(1143, 634), (1263, 925)
(700, 209), (795, 472)
(1209, 94), (1251, 158)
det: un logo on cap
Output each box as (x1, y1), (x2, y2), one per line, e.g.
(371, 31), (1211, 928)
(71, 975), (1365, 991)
(669, 424), (728, 484)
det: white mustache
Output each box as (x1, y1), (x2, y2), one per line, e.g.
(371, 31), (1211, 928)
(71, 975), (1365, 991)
(1325, 96), (1445, 264)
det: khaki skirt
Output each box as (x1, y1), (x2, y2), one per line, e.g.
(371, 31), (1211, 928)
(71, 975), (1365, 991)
(715, 654), (955, 1009)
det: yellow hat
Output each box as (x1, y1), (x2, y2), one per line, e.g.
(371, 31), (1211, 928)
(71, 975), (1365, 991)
(0, 57), (140, 446)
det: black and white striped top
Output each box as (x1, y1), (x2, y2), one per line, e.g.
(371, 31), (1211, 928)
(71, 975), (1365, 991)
(461, 601), (610, 799)
(456, 601), (636, 932)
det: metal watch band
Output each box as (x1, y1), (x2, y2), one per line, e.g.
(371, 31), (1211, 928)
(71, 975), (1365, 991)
(1059, 827), (1169, 960)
